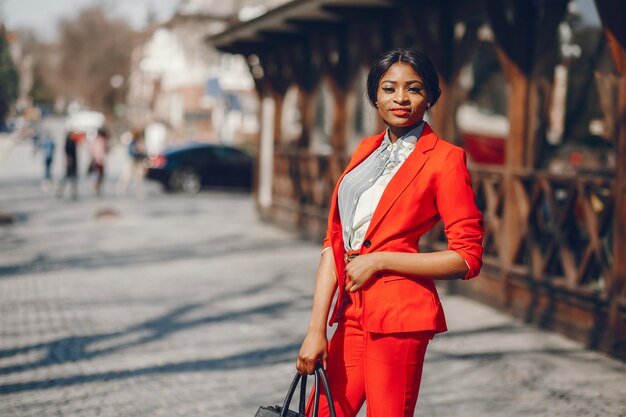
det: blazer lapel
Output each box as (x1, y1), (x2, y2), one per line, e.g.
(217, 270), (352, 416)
(344, 131), (386, 173)
(327, 131), (386, 230)
(364, 124), (439, 239)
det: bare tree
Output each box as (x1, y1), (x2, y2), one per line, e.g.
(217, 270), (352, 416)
(39, 6), (137, 117)
(0, 24), (18, 123)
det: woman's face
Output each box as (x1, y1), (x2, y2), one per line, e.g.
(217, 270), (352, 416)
(376, 62), (428, 131)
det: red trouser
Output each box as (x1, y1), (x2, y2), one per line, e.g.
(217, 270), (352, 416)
(307, 269), (432, 417)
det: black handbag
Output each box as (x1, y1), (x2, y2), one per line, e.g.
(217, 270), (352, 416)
(255, 365), (336, 417)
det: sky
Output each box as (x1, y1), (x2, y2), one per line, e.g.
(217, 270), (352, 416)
(1, 0), (179, 42)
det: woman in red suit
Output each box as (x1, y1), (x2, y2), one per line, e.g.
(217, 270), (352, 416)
(296, 49), (484, 417)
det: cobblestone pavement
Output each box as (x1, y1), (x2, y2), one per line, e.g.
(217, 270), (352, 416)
(1, 139), (626, 417)
(0, 133), (17, 165)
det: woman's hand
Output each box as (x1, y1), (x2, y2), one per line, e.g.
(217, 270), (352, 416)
(345, 253), (383, 292)
(296, 330), (328, 374)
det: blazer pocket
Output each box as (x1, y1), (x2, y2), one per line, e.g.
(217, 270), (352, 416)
(381, 275), (407, 283)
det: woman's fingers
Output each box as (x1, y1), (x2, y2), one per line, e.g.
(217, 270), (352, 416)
(297, 355), (308, 373)
(344, 275), (359, 292)
(297, 333), (328, 374)
(297, 355), (318, 374)
(344, 268), (356, 291)
(345, 254), (379, 291)
(345, 265), (362, 292)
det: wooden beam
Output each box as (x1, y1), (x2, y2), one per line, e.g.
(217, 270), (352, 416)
(595, 0), (626, 54)
(257, 48), (292, 97)
(398, 1), (481, 140)
(320, 4), (396, 20)
(257, 29), (308, 43)
(353, 17), (393, 66)
(311, 20), (362, 91)
(283, 17), (344, 32)
(486, 0), (567, 168)
(215, 39), (270, 56)
(284, 36), (322, 93)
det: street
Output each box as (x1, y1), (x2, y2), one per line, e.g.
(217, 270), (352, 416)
(1, 125), (626, 417)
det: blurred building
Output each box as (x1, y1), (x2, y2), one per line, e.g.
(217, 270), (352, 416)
(126, 0), (291, 154)
(209, 0), (626, 360)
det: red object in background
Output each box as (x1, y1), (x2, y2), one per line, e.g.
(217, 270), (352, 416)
(455, 104), (508, 165)
(148, 155), (167, 169)
(71, 132), (86, 143)
(462, 133), (506, 165)
(569, 151), (583, 166)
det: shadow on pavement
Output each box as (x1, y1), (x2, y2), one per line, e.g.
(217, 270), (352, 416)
(0, 237), (298, 278)
(0, 309), (589, 395)
(0, 342), (301, 394)
(0, 286), (294, 381)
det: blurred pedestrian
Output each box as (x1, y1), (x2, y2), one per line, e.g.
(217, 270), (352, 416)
(40, 132), (55, 191)
(88, 127), (109, 196)
(31, 130), (41, 156)
(116, 129), (146, 199)
(296, 49), (484, 417)
(56, 131), (80, 200)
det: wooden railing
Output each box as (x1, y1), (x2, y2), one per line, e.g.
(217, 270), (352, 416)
(423, 165), (506, 265)
(268, 150), (625, 356)
(512, 172), (614, 295)
(272, 151), (617, 298)
(423, 166), (616, 296)
(272, 149), (349, 229)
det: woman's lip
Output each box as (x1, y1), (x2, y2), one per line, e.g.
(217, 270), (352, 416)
(390, 108), (411, 116)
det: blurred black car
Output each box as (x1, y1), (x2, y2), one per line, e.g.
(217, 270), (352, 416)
(146, 143), (253, 194)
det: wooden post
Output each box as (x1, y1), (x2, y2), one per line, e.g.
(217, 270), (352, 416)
(485, 0), (567, 325)
(487, 0), (534, 274)
(297, 87), (315, 150)
(257, 94), (277, 214)
(609, 72), (626, 356)
(329, 82), (349, 154)
(245, 52), (275, 216)
(496, 51), (535, 271)
(312, 23), (360, 156)
(271, 92), (285, 147)
(256, 39), (295, 149)
(282, 35), (321, 150)
(595, 0), (626, 356)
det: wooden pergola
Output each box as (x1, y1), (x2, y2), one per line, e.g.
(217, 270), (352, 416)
(210, 0), (626, 359)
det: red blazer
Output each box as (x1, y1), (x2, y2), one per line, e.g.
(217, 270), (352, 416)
(323, 123), (484, 334)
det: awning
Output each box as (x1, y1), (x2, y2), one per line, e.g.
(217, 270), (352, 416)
(208, 0), (395, 54)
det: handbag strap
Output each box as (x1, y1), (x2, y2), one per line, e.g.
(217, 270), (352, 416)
(299, 374), (308, 413)
(280, 373), (303, 417)
(280, 365), (336, 417)
(315, 366), (337, 417)
(312, 371), (320, 417)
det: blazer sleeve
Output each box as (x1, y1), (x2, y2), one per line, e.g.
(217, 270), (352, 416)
(435, 147), (484, 279)
(322, 232), (332, 251)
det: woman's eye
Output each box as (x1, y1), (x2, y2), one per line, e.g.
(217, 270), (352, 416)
(408, 87), (422, 93)
(382, 87), (394, 93)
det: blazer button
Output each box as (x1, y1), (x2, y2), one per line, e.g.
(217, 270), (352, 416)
(363, 240), (371, 248)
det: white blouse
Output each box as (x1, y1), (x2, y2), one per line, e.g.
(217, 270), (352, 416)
(348, 134), (418, 249)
